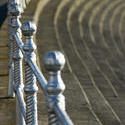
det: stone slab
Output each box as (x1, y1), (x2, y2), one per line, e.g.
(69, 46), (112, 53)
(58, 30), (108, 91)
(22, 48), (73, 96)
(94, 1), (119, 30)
(0, 76), (8, 97)
(0, 47), (8, 59)
(0, 99), (15, 125)
(0, 59), (8, 75)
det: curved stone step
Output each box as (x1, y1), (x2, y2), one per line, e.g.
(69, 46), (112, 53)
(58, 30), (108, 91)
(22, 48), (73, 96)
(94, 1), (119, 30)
(69, 0), (119, 97)
(99, 1), (125, 72)
(109, 3), (125, 91)
(55, 1), (102, 125)
(119, 10), (125, 46)
(83, 0), (125, 96)
(36, 0), (72, 73)
(99, 1), (122, 56)
(86, 0), (120, 96)
(35, 0), (66, 123)
(56, 1), (104, 125)
(109, 3), (125, 55)
(105, 1), (125, 57)
(63, 72), (101, 125)
(80, 0), (125, 93)
(68, 0), (125, 124)
(72, 0), (125, 124)
(98, 1), (125, 92)
(86, 0), (125, 122)
(55, 0), (123, 124)
(35, 1), (100, 124)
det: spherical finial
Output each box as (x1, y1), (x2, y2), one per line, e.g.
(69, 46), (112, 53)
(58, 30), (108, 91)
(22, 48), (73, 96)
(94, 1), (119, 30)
(43, 51), (65, 72)
(21, 21), (37, 37)
(8, 5), (21, 16)
(8, 0), (18, 6)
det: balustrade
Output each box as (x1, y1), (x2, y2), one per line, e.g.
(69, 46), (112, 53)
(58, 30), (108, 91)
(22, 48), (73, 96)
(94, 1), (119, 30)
(7, 0), (74, 125)
(22, 21), (38, 125)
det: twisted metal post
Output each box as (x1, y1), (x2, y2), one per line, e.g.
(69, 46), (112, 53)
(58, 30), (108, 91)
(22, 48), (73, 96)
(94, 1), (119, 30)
(9, 3), (26, 125)
(44, 51), (66, 125)
(7, 0), (24, 97)
(7, 0), (18, 98)
(14, 32), (74, 125)
(14, 29), (74, 125)
(22, 21), (38, 125)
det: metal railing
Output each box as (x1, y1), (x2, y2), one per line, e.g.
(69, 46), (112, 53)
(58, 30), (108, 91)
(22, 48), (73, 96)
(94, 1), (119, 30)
(7, 0), (74, 125)
(7, 0), (31, 98)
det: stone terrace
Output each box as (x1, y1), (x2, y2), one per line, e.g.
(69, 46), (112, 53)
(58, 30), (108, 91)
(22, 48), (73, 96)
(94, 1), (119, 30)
(0, 0), (125, 125)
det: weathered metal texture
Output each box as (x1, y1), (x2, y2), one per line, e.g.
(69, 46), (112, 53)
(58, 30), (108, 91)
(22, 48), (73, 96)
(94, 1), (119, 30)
(44, 51), (68, 125)
(7, 0), (18, 98)
(22, 21), (38, 125)
(14, 31), (48, 94)
(14, 32), (74, 125)
(7, 0), (30, 98)
(9, 2), (26, 125)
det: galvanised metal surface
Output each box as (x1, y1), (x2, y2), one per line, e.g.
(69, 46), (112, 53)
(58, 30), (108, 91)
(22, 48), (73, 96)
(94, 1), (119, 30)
(7, 0), (18, 98)
(14, 32), (74, 125)
(8, 1), (73, 125)
(7, 0), (27, 97)
(14, 32), (48, 94)
(8, 0), (26, 13)
(9, 2), (26, 125)
(7, 0), (29, 98)
(44, 51), (73, 125)
(11, 9), (74, 125)
(22, 21), (38, 125)
(44, 51), (65, 125)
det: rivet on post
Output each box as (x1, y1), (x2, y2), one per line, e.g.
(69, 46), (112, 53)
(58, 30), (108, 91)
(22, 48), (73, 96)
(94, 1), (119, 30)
(44, 51), (66, 125)
(22, 21), (38, 125)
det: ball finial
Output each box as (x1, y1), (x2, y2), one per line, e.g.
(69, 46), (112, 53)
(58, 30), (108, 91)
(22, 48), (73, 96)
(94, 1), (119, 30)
(43, 51), (65, 72)
(21, 21), (37, 37)
(8, 4), (21, 16)
(8, 0), (18, 6)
